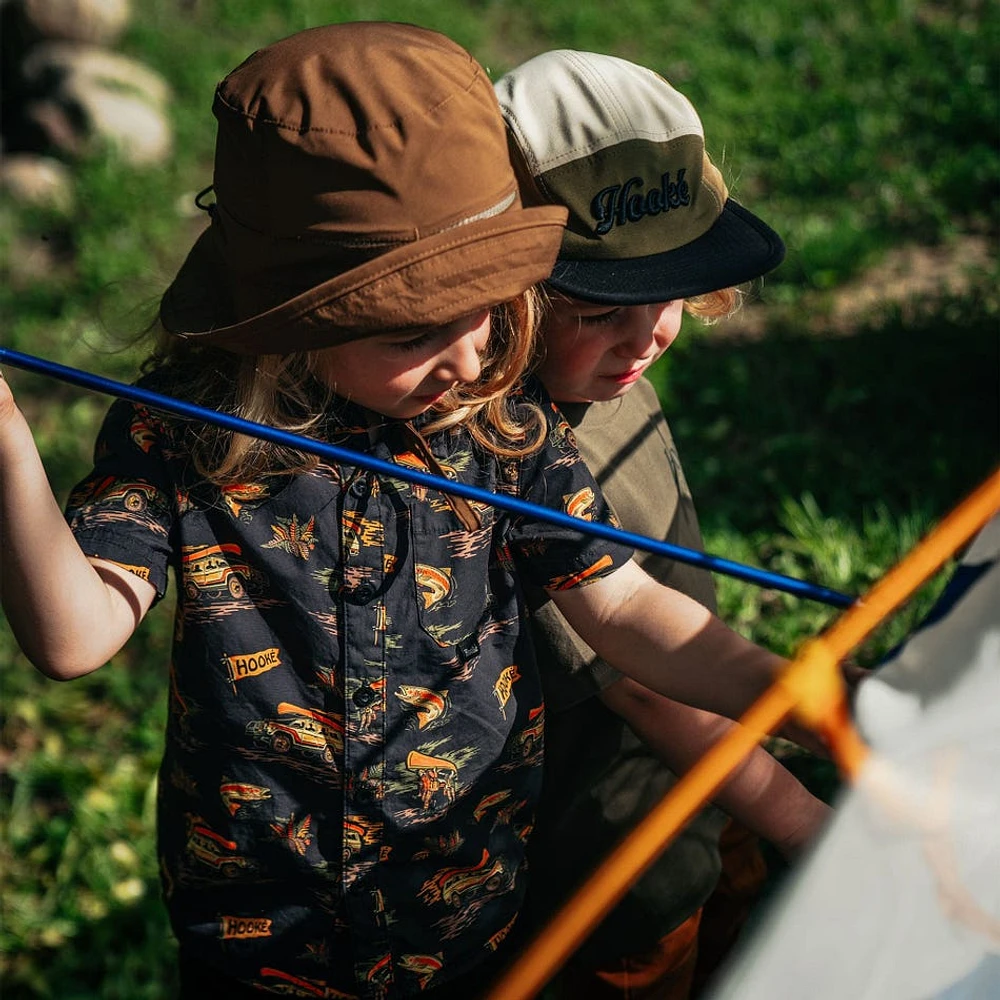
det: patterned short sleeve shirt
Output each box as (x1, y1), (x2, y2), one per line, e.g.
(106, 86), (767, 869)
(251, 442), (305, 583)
(64, 377), (633, 998)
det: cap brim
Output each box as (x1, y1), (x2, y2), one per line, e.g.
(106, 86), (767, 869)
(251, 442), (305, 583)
(546, 200), (786, 304)
(161, 205), (568, 354)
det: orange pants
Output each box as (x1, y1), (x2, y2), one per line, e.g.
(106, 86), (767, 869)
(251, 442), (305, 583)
(548, 821), (767, 1000)
(691, 820), (769, 996)
(550, 909), (701, 1000)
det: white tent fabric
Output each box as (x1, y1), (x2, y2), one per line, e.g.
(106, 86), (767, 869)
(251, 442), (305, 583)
(707, 515), (1000, 1000)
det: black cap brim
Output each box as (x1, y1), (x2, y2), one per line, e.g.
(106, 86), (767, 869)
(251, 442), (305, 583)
(546, 200), (786, 304)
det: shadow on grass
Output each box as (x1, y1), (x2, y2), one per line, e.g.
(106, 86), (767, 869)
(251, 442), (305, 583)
(655, 292), (1000, 537)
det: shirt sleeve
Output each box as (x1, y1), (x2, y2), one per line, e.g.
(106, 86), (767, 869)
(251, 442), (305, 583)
(507, 380), (634, 593)
(63, 394), (177, 601)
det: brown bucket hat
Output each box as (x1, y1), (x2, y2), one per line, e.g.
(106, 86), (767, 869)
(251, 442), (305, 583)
(159, 22), (568, 354)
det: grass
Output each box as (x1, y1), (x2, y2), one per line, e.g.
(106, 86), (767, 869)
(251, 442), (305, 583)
(649, 285), (998, 687)
(1, 0), (998, 996)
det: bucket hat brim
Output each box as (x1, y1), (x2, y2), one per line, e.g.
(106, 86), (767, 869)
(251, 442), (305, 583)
(160, 204), (568, 354)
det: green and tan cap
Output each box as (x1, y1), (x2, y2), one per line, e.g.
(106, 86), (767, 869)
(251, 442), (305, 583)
(495, 49), (785, 303)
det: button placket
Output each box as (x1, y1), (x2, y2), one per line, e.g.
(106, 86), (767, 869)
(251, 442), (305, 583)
(339, 470), (391, 969)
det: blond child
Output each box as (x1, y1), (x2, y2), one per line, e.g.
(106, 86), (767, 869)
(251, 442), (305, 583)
(497, 50), (829, 998)
(3, 26), (800, 1000)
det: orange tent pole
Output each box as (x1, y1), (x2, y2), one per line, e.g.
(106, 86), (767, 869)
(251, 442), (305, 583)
(487, 468), (1000, 1000)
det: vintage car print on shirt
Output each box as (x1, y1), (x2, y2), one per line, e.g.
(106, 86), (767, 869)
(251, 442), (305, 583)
(181, 542), (266, 601)
(245, 703), (344, 765)
(342, 814), (383, 862)
(184, 815), (255, 878)
(512, 705), (544, 762)
(418, 847), (516, 908)
(67, 475), (167, 517)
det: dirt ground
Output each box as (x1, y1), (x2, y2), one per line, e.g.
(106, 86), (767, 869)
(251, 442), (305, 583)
(712, 234), (996, 341)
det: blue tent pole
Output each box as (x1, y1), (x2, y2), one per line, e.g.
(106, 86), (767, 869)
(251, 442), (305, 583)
(0, 347), (855, 609)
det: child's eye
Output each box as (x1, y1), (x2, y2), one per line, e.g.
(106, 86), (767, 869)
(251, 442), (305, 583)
(578, 308), (622, 327)
(392, 331), (436, 352)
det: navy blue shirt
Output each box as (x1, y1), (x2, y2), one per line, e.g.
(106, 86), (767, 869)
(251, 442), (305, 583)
(65, 379), (633, 998)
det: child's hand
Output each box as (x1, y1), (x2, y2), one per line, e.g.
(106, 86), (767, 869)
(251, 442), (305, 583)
(0, 368), (22, 432)
(777, 718), (831, 759)
(0, 368), (14, 423)
(771, 795), (833, 862)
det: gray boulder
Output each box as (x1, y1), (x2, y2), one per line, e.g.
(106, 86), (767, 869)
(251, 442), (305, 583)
(20, 41), (172, 165)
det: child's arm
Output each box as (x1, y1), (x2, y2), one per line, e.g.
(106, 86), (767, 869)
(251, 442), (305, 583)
(601, 677), (831, 858)
(549, 559), (781, 720)
(0, 379), (156, 679)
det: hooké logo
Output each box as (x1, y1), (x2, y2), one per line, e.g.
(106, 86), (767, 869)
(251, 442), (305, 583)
(221, 915), (273, 939)
(225, 647), (281, 683)
(590, 170), (691, 235)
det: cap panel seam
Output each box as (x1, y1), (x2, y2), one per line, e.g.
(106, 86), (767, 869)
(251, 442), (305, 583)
(530, 126), (703, 173)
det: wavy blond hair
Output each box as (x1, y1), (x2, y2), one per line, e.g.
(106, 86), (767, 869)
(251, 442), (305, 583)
(683, 285), (743, 321)
(142, 288), (546, 487)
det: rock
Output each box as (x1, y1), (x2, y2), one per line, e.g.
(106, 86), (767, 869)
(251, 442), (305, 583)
(21, 98), (87, 157)
(0, 152), (75, 211)
(21, 41), (171, 109)
(19, 41), (173, 165)
(20, 0), (132, 47)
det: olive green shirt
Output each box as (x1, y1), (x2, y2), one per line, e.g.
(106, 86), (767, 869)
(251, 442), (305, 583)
(526, 377), (729, 956)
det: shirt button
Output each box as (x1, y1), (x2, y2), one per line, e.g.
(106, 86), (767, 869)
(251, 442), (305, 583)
(349, 477), (368, 498)
(339, 582), (376, 604)
(353, 685), (376, 707)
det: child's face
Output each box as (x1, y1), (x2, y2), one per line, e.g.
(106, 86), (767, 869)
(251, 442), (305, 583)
(538, 296), (684, 403)
(312, 310), (492, 419)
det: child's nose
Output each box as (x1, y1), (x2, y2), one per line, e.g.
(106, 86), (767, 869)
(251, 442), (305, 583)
(616, 303), (678, 357)
(614, 308), (659, 358)
(437, 330), (483, 384)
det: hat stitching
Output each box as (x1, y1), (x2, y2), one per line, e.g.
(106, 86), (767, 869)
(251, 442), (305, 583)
(529, 126), (703, 174)
(196, 254), (553, 342)
(174, 213), (564, 344)
(214, 201), (417, 250)
(270, 219), (566, 322)
(214, 93), (404, 138)
(167, 203), (566, 344)
(212, 188), (516, 249)
(562, 48), (632, 131)
(212, 66), (483, 139)
(294, 282), (533, 333)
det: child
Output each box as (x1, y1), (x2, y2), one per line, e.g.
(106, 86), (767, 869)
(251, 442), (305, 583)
(2, 25), (793, 1000)
(496, 50), (830, 998)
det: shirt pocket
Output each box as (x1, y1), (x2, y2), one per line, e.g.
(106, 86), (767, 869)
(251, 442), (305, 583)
(409, 504), (491, 651)
(179, 467), (345, 609)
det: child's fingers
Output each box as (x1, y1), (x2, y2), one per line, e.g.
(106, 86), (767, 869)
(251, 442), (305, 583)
(0, 367), (19, 421)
